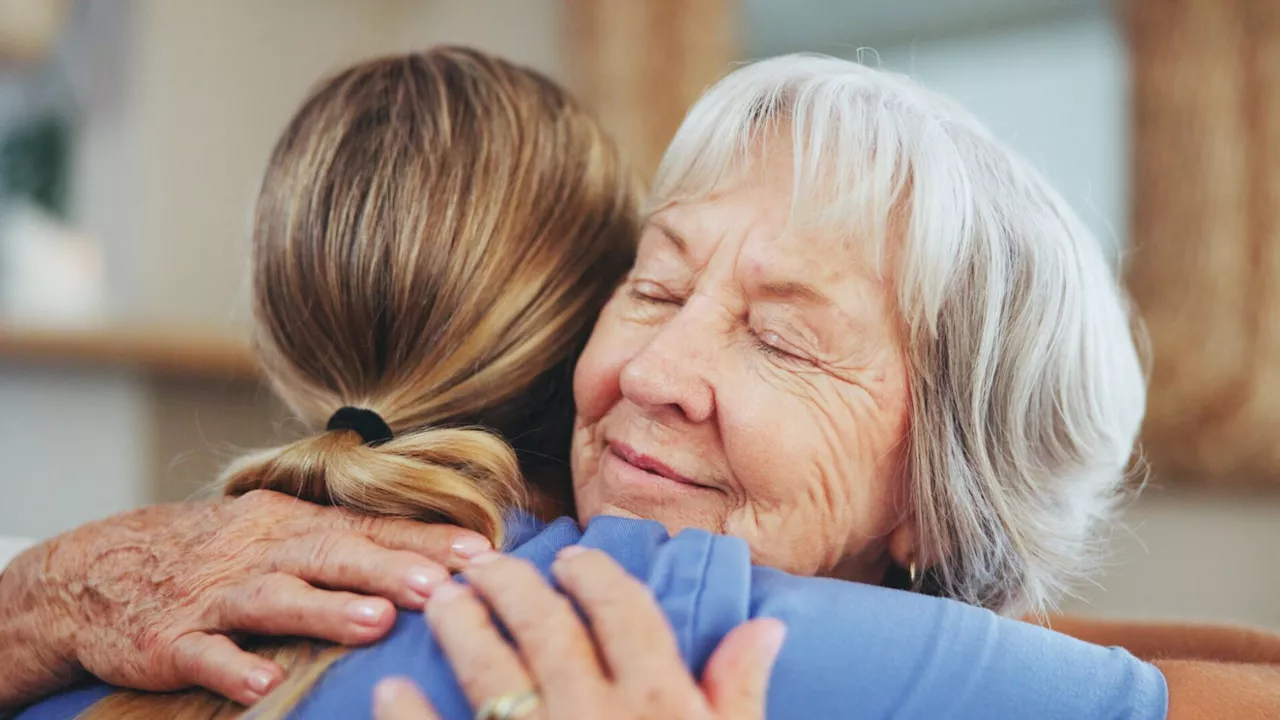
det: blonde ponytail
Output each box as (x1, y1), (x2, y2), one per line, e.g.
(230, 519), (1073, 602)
(222, 424), (524, 546)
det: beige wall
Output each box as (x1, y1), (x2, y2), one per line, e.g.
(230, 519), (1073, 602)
(4, 0), (566, 537)
(1063, 493), (1280, 629)
(74, 0), (563, 329)
(0, 364), (150, 537)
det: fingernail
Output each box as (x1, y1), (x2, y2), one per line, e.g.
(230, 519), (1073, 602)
(430, 581), (466, 604)
(451, 534), (492, 558)
(247, 668), (276, 694)
(551, 546), (586, 577)
(406, 565), (445, 595)
(467, 551), (500, 566)
(373, 677), (414, 713)
(761, 620), (788, 658)
(346, 599), (388, 626)
(557, 545), (587, 560)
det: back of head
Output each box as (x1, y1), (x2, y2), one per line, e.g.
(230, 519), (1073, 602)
(230, 45), (636, 540)
(84, 46), (636, 719)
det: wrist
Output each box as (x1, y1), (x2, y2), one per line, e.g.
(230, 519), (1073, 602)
(39, 534), (93, 672)
(0, 537), (88, 708)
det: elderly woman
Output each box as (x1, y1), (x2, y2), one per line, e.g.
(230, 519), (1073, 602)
(4, 52), (1280, 719)
(360, 52), (1276, 718)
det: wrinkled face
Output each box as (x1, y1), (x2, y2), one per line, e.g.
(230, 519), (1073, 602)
(570, 154), (915, 581)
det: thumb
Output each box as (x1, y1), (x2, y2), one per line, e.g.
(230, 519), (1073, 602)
(373, 677), (441, 720)
(702, 618), (787, 719)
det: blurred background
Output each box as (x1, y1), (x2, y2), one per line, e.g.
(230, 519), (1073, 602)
(1, 0), (1277, 627)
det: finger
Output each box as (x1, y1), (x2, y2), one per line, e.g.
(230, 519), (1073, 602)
(425, 582), (536, 711)
(373, 677), (441, 720)
(550, 547), (684, 679)
(171, 631), (284, 706)
(702, 619), (787, 719)
(338, 512), (493, 570)
(463, 553), (604, 701)
(276, 531), (449, 608)
(218, 572), (396, 646)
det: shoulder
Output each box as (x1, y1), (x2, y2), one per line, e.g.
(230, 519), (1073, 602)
(748, 565), (1168, 719)
(290, 516), (587, 720)
(576, 518), (754, 674)
(291, 610), (469, 720)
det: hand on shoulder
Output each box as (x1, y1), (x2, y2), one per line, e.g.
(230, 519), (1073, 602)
(0, 490), (489, 709)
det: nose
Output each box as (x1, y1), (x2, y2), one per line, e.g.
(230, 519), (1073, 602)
(618, 297), (717, 424)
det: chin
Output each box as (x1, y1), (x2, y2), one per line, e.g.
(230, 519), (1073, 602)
(591, 497), (726, 537)
(573, 458), (729, 534)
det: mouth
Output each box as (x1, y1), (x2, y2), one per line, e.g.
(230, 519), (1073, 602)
(605, 440), (707, 489)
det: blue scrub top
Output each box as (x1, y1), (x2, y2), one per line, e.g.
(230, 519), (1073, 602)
(18, 514), (1168, 720)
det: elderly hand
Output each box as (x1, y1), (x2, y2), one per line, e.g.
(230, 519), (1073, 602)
(374, 547), (785, 720)
(0, 489), (491, 709)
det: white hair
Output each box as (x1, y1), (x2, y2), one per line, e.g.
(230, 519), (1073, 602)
(652, 54), (1146, 615)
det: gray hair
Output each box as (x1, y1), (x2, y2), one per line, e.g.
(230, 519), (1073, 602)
(652, 54), (1146, 616)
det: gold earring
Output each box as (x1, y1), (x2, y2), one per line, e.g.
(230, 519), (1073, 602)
(908, 559), (918, 586)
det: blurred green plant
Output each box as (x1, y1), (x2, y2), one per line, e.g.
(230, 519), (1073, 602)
(0, 114), (69, 218)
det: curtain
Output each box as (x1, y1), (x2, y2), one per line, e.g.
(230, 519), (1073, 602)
(1125, 0), (1280, 485)
(564, 0), (736, 178)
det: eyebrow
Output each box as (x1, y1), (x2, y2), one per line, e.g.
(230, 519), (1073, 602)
(755, 280), (833, 307)
(647, 219), (690, 256)
(648, 220), (833, 307)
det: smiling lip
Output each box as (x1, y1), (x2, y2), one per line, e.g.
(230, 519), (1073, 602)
(607, 441), (702, 487)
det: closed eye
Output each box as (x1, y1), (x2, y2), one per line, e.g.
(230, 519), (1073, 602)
(751, 329), (815, 366)
(628, 280), (682, 306)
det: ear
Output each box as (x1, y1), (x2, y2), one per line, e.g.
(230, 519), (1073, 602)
(886, 516), (919, 571)
(885, 454), (922, 571)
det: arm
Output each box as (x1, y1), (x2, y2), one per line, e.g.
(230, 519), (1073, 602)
(444, 560), (1280, 720)
(355, 523), (1163, 720)
(0, 539), (94, 711)
(0, 536), (44, 703)
(366, 517), (1169, 720)
(579, 518), (1170, 719)
(1034, 613), (1280, 664)
(420, 570), (1280, 720)
(0, 491), (491, 711)
(1159, 660), (1280, 720)
(1032, 614), (1280, 719)
(276, 517), (1269, 720)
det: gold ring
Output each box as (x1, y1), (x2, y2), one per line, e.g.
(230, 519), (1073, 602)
(475, 690), (540, 720)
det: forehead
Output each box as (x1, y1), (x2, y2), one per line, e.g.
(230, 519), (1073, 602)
(646, 180), (882, 290)
(649, 136), (895, 269)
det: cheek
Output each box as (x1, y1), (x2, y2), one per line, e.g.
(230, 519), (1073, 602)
(573, 307), (638, 423)
(723, 385), (857, 513)
(719, 371), (911, 573)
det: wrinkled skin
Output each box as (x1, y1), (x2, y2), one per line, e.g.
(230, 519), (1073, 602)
(571, 149), (916, 583)
(0, 490), (492, 709)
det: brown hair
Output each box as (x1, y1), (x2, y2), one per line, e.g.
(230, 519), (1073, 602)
(83, 45), (637, 719)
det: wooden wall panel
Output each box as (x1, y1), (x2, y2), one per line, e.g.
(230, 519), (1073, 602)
(1125, 0), (1280, 485)
(564, 0), (737, 179)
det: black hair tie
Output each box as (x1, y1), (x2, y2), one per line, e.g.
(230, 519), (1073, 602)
(326, 406), (394, 447)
